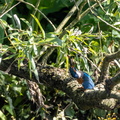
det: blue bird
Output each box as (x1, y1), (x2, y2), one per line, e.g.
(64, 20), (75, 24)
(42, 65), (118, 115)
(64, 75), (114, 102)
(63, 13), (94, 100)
(69, 57), (94, 89)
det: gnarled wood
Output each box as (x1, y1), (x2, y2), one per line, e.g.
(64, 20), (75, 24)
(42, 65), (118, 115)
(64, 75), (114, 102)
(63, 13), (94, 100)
(0, 52), (120, 110)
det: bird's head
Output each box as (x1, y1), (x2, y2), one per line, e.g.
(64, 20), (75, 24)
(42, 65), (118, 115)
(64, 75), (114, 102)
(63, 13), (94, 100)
(69, 66), (83, 79)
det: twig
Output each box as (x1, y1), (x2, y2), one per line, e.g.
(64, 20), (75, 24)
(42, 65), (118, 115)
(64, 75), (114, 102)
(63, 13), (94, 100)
(1, 51), (120, 110)
(0, 2), (20, 18)
(40, 48), (55, 65)
(59, 1), (99, 38)
(94, 0), (106, 13)
(17, 0), (56, 31)
(29, 0), (41, 22)
(32, 0), (41, 16)
(94, 14), (120, 32)
(69, 47), (101, 72)
(37, 0), (88, 62)
(110, 72), (120, 89)
(55, 0), (83, 33)
(87, 0), (120, 32)
(0, 2), (8, 15)
(57, 1), (102, 39)
(98, 50), (120, 83)
(76, 1), (87, 20)
(66, 1), (98, 30)
(0, 19), (17, 50)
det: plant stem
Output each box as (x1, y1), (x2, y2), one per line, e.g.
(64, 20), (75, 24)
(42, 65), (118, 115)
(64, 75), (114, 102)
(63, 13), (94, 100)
(88, 0), (120, 32)
(55, 0), (83, 33)
(66, 2), (98, 30)
(0, 2), (20, 18)
(17, 0), (56, 31)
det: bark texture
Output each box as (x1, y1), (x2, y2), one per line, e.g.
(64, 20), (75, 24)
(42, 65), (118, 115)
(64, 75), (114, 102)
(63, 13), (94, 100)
(0, 52), (120, 110)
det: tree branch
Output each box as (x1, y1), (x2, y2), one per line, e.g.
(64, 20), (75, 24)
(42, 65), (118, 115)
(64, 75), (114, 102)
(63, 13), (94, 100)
(66, 0), (107, 30)
(105, 72), (120, 91)
(55, 0), (83, 33)
(59, 0), (106, 38)
(98, 50), (120, 83)
(0, 52), (120, 110)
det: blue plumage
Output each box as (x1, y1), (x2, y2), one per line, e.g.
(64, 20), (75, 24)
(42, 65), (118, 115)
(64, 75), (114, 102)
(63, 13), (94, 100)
(69, 67), (79, 78)
(82, 72), (94, 89)
(69, 67), (94, 89)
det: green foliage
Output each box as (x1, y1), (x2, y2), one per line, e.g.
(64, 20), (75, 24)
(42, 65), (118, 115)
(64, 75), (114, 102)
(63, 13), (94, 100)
(26, 0), (73, 14)
(31, 14), (45, 39)
(0, 16), (62, 82)
(0, 110), (7, 120)
(0, 71), (27, 119)
(0, 0), (120, 119)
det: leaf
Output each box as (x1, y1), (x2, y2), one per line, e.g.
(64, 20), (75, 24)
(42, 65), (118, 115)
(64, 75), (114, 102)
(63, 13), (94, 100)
(65, 55), (69, 71)
(89, 47), (97, 56)
(27, 53), (39, 82)
(113, 22), (120, 26)
(38, 36), (62, 46)
(13, 97), (23, 106)
(17, 53), (25, 70)
(112, 30), (120, 37)
(45, 37), (62, 46)
(38, 45), (48, 57)
(20, 18), (33, 32)
(0, 25), (4, 43)
(13, 14), (21, 29)
(33, 44), (38, 56)
(0, 19), (8, 28)
(56, 48), (65, 66)
(65, 106), (75, 119)
(0, 110), (7, 120)
(3, 54), (16, 60)
(7, 96), (14, 114)
(31, 14), (45, 39)
(38, 0), (72, 14)
(13, 86), (22, 94)
(31, 117), (35, 120)
(57, 110), (66, 120)
(82, 56), (90, 72)
(32, 65), (39, 83)
(3, 105), (14, 116)
(93, 108), (106, 118)
(0, 54), (2, 64)
(89, 41), (99, 53)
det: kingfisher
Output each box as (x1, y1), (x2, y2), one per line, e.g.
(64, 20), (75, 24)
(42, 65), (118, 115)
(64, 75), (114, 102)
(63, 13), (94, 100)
(69, 57), (94, 89)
